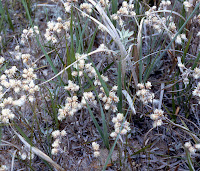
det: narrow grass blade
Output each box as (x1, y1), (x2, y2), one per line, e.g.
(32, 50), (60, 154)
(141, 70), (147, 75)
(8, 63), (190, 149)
(5, 5), (14, 31)
(100, 104), (109, 149)
(117, 60), (122, 113)
(182, 33), (192, 63)
(192, 51), (200, 70)
(185, 149), (195, 171)
(87, 26), (98, 53)
(131, 144), (152, 156)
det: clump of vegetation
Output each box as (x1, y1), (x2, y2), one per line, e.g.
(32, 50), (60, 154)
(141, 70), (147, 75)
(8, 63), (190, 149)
(0, 0), (200, 170)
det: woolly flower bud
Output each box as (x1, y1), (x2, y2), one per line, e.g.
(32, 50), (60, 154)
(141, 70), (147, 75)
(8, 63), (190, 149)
(0, 56), (5, 65)
(112, 85), (118, 91)
(189, 146), (196, 154)
(153, 119), (163, 127)
(51, 148), (59, 155)
(137, 83), (145, 89)
(61, 130), (67, 136)
(52, 139), (60, 148)
(145, 81), (152, 89)
(150, 114), (159, 120)
(120, 129), (128, 135)
(193, 68), (200, 79)
(112, 117), (118, 123)
(20, 152), (27, 160)
(110, 132), (117, 138)
(195, 144), (200, 149)
(185, 142), (192, 148)
(154, 109), (164, 116)
(175, 35), (182, 44)
(178, 63), (185, 69)
(180, 34), (187, 41)
(52, 130), (60, 138)
(94, 151), (100, 157)
(92, 142), (100, 151)
(0, 165), (8, 170)
(116, 113), (124, 121)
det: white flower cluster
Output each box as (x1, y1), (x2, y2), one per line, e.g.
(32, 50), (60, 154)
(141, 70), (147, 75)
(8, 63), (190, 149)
(174, 33), (187, 44)
(22, 68), (37, 81)
(0, 56), (5, 65)
(111, 1), (135, 26)
(150, 109), (164, 127)
(184, 141), (200, 155)
(21, 26), (39, 44)
(18, 146), (34, 160)
(51, 130), (67, 155)
(81, 91), (97, 107)
(92, 142), (100, 157)
(144, 6), (188, 44)
(44, 17), (70, 43)
(21, 53), (31, 64)
(193, 67), (200, 79)
(0, 64), (39, 123)
(9, 45), (21, 61)
(158, 0), (171, 10)
(23, 80), (39, 102)
(58, 96), (82, 120)
(177, 62), (191, 86)
(183, 1), (193, 12)
(58, 81), (81, 120)
(192, 82), (200, 103)
(0, 165), (8, 171)
(72, 53), (96, 78)
(63, 0), (78, 13)
(99, 86), (119, 112)
(117, 1), (135, 16)
(80, 3), (93, 15)
(0, 108), (15, 123)
(99, 0), (110, 8)
(145, 6), (166, 33)
(4, 66), (17, 78)
(65, 80), (79, 92)
(94, 74), (108, 86)
(136, 82), (154, 104)
(110, 113), (131, 138)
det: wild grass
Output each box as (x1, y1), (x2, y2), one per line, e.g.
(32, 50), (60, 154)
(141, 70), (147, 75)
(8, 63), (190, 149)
(0, 0), (200, 170)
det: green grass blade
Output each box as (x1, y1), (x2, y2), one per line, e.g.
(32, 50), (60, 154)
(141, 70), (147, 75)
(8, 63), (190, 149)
(87, 26), (98, 53)
(186, 149), (195, 171)
(182, 33), (193, 63)
(192, 51), (200, 70)
(117, 61), (122, 113)
(131, 144), (152, 156)
(100, 104), (109, 149)
(5, 5), (14, 31)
